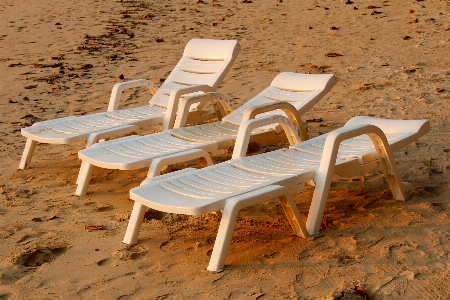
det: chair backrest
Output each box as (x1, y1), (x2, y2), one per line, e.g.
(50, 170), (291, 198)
(222, 72), (336, 126)
(290, 116), (430, 167)
(150, 39), (241, 108)
(343, 116), (431, 151)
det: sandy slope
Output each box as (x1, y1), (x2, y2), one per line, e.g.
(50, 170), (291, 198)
(0, 0), (449, 299)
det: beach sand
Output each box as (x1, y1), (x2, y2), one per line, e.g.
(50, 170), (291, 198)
(0, 0), (449, 298)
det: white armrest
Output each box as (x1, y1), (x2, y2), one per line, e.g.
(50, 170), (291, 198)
(207, 184), (308, 272)
(86, 125), (141, 147)
(146, 149), (214, 179)
(232, 115), (301, 159)
(242, 101), (308, 142)
(161, 85), (215, 130)
(306, 124), (410, 235)
(107, 79), (159, 112)
(173, 92), (232, 128)
(318, 124), (387, 173)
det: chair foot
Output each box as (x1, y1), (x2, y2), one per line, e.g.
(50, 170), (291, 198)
(207, 204), (238, 272)
(18, 139), (37, 170)
(75, 162), (93, 196)
(207, 185), (306, 272)
(123, 202), (147, 245)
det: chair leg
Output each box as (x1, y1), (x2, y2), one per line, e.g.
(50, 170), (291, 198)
(278, 194), (308, 238)
(75, 162), (93, 196)
(305, 127), (413, 236)
(123, 202), (147, 245)
(207, 185), (307, 272)
(207, 200), (239, 272)
(369, 133), (410, 201)
(18, 139), (37, 170)
(76, 162), (86, 185)
(305, 170), (335, 236)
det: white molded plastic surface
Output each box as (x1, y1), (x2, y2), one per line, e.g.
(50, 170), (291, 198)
(122, 149), (214, 245)
(76, 72), (337, 194)
(126, 116), (429, 271)
(19, 39), (241, 170)
(150, 39), (240, 108)
(222, 72), (336, 126)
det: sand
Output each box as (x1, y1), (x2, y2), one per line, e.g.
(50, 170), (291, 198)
(0, 0), (449, 298)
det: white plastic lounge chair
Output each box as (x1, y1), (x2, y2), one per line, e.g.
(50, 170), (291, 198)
(19, 39), (241, 170)
(124, 116), (430, 271)
(75, 72), (336, 196)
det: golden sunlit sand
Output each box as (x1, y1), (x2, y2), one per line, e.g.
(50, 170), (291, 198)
(0, 0), (449, 298)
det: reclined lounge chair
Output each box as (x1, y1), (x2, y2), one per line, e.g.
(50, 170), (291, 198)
(75, 72), (336, 196)
(125, 116), (430, 271)
(19, 39), (241, 169)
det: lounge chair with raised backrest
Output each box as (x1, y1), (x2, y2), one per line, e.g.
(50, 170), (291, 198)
(19, 39), (241, 170)
(124, 115), (430, 272)
(75, 72), (337, 196)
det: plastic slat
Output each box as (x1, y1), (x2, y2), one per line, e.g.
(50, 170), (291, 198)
(212, 164), (275, 182)
(170, 122), (239, 141)
(264, 86), (314, 102)
(231, 154), (319, 176)
(180, 58), (226, 74)
(171, 71), (218, 87)
(195, 171), (256, 187)
(45, 119), (118, 134)
(138, 133), (199, 148)
(149, 82), (201, 108)
(131, 164), (295, 214)
(253, 150), (322, 168)
(222, 88), (321, 126)
(179, 124), (238, 138)
(35, 106), (163, 136)
(196, 167), (271, 185)
(183, 175), (253, 190)
(157, 163), (279, 200)
(39, 123), (96, 135)
(107, 105), (165, 120)
(150, 87), (205, 109)
(102, 134), (203, 158)
(104, 141), (179, 158)
(174, 121), (240, 134)
(159, 180), (220, 199)
(177, 177), (246, 194)
(63, 115), (126, 127)
(157, 82), (192, 93)
(292, 132), (407, 163)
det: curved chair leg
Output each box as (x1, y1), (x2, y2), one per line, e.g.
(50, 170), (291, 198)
(123, 149), (215, 245)
(207, 185), (307, 272)
(75, 162), (93, 196)
(305, 169), (335, 235)
(207, 200), (239, 272)
(123, 202), (147, 245)
(19, 139), (37, 170)
(368, 133), (410, 201)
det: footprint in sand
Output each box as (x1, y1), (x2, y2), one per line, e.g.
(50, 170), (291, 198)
(96, 258), (112, 266)
(12, 246), (67, 268)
